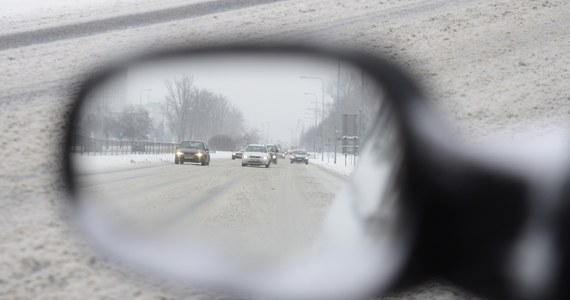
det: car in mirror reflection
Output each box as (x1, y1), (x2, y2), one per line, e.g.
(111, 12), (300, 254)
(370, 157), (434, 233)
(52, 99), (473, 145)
(67, 48), (405, 300)
(266, 144), (279, 164)
(175, 140), (211, 166)
(231, 148), (244, 160)
(290, 149), (309, 164)
(241, 144), (271, 168)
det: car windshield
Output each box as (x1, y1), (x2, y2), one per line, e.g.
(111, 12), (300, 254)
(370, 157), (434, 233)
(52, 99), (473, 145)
(267, 146), (276, 152)
(246, 146), (267, 153)
(180, 141), (204, 149)
(294, 150), (307, 155)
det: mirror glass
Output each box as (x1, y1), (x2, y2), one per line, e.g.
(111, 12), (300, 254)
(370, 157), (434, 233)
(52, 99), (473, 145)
(69, 52), (403, 297)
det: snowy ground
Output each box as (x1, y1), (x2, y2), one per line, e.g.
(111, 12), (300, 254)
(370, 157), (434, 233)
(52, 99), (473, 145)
(75, 157), (343, 284)
(72, 151), (232, 173)
(309, 153), (356, 177)
(0, 0), (205, 34)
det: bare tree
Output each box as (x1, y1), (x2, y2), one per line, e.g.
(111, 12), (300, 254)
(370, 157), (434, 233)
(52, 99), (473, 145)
(162, 74), (196, 141)
(117, 105), (153, 140)
(162, 74), (247, 143)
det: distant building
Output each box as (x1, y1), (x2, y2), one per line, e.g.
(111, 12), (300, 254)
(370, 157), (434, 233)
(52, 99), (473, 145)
(106, 71), (128, 113)
(77, 72), (128, 139)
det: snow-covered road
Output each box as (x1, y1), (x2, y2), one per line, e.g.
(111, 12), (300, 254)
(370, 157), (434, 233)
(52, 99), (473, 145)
(76, 158), (343, 258)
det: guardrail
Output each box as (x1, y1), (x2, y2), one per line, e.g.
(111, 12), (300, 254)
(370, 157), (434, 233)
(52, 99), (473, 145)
(70, 135), (177, 156)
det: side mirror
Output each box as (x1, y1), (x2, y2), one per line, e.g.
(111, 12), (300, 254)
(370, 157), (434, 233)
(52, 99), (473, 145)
(64, 45), (436, 300)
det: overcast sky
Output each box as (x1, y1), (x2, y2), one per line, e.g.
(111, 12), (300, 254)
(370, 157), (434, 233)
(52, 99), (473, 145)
(123, 53), (349, 144)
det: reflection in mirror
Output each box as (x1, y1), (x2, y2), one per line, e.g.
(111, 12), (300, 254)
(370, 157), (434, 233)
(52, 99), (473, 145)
(70, 52), (404, 298)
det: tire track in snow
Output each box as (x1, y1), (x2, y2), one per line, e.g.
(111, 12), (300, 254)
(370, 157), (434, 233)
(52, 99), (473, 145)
(0, 0), (283, 51)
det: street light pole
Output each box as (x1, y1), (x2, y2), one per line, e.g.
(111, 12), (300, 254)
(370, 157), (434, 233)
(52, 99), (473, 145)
(305, 93), (318, 159)
(300, 76), (325, 161)
(138, 88), (152, 142)
(335, 61), (341, 164)
(334, 127), (338, 164)
(303, 116), (314, 156)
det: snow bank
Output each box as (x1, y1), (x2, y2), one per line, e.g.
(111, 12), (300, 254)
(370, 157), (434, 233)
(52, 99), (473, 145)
(72, 151), (233, 174)
(72, 153), (173, 174)
(309, 152), (356, 177)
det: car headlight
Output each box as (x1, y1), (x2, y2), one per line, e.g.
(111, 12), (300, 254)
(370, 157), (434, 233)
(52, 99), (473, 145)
(243, 155), (248, 159)
(176, 151), (184, 155)
(272, 155), (276, 159)
(263, 156), (268, 160)
(196, 152), (203, 157)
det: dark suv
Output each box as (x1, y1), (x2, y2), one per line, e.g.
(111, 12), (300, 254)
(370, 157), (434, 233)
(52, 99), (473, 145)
(266, 144), (278, 164)
(232, 148), (244, 160)
(175, 140), (210, 166)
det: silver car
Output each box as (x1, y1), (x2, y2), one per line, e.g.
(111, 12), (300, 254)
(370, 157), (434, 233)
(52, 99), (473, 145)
(290, 149), (309, 164)
(241, 144), (271, 168)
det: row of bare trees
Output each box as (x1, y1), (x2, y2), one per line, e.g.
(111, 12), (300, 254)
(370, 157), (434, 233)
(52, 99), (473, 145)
(162, 75), (245, 142)
(77, 74), (251, 151)
(77, 100), (153, 141)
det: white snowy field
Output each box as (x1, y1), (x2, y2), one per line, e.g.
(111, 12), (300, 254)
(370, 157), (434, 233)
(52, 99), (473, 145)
(72, 151), (233, 173)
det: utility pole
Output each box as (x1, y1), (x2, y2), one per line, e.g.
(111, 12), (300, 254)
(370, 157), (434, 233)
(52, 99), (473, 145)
(321, 80), (324, 161)
(334, 127), (338, 164)
(334, 60), (341, 164)
(300, 76), (325, 161)
(138, 88), (151, 142)
(305, 93), (318, 159)
(358, 69), (365, 166)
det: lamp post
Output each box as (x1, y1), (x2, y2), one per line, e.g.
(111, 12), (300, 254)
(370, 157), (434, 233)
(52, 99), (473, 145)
(296, 118), (303, 149)
(300, 76), (325, 161)
(303, 117), (314, 155)
(334, 127), (338, 164)
(305, 93), (318, 159)
(137, 88), (152, 142)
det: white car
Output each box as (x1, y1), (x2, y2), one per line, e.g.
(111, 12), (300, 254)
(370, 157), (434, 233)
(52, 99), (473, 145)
(241, 144), (270, 168)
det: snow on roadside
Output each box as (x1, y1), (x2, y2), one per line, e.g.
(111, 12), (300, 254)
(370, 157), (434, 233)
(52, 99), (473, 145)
(72, 150), (232, 174)
(72, 153), (173, 174)
(309, 153), (357, 177)
(1, 0), (206, 34)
